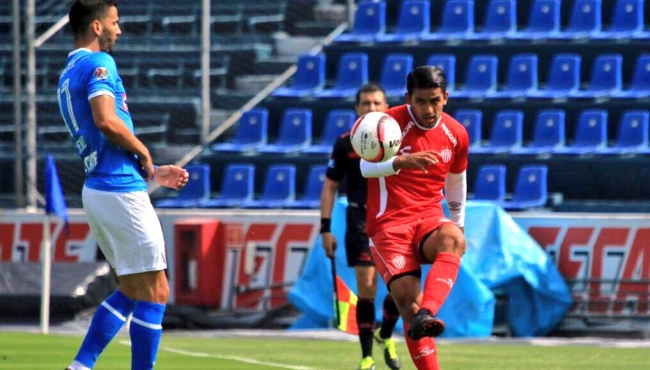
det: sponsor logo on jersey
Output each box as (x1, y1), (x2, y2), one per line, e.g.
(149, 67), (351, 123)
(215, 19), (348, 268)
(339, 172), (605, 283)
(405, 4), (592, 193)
(402, 121), (415, 139)
(441, 123), (458, 147)
(94, 67), (109, 80)
(391, 255), (406, 269)
(441, 148), (452, 163)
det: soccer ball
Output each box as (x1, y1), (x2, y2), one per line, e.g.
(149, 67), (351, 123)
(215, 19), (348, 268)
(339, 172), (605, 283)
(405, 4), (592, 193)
(350, 112), (402, 162)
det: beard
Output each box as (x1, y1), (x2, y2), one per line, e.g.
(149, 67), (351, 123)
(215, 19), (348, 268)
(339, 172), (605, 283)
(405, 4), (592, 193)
(98, 30), (115, 54)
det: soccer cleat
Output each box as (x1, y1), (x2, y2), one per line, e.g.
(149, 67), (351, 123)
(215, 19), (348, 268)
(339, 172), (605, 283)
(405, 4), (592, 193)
(358, 356), (376, 370)
(407, 309), (445, 340)
(374, 328), (401, 370)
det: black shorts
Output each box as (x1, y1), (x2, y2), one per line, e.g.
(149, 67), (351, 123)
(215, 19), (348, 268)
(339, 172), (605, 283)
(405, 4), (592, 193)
(345, 206), (374, 267)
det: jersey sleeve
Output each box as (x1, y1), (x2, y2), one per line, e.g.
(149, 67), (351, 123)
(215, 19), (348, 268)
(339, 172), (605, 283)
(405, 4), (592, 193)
(86, 53), (119, 101)
(450, 123), (470, 174)
(325, 137), (348, 182)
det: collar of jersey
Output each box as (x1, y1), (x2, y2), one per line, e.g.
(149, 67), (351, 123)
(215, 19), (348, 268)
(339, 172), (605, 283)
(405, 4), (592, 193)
(68, 48), (93, 57)
(406, 105), (441, 131)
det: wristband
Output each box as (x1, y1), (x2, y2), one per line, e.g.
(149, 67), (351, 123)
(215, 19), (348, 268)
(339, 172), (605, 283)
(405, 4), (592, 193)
(320, 218), (331, 234)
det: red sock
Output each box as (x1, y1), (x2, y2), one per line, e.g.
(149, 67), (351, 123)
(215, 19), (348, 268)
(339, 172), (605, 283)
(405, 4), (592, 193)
(403, 323), (440, 370)
(422, 252), (461, 315)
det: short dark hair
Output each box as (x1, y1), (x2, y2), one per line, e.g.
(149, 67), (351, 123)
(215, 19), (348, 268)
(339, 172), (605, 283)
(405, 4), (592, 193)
(355, 83), (386, 105)
(69, 0), (117, 38)
(406, 66), (447, 95)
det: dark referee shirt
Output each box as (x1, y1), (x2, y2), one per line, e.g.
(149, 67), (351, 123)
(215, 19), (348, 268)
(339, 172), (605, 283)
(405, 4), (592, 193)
(325, 132), (367, 207)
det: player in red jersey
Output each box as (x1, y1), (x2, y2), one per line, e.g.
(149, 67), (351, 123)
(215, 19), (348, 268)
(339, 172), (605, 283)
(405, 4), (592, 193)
(360, 66), (469, 370)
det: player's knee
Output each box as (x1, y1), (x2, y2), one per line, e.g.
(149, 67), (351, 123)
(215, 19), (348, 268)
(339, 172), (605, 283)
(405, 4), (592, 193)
(437, 224), (466, 256)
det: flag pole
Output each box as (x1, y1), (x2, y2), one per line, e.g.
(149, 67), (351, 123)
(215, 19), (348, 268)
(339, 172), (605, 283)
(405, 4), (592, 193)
(40, 214), (51, 334)
(329, 256), (341, 328)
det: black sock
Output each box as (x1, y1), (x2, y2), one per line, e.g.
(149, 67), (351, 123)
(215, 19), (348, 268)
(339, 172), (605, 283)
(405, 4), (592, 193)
(380, 295), (400, 339)
(357, 298), (375, 358)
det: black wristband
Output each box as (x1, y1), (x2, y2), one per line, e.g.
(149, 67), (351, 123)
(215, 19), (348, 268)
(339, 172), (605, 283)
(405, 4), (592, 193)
(320, 218), (331, 234)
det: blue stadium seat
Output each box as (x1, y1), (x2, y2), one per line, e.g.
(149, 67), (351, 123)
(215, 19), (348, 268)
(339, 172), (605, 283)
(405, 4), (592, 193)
(380, 53), (414, 97)
(258, 108), (312, 154)
(303, 109), (356, 155)
(453, 55), (498, 98)
(598, 110), (650, 154)
(211, 108), (268, 153)
(528, 54), (581, 98)
(473, 110), (523, 154)
(470, 0), (516, 40)
(272, 53), (325, 98)
(241, 164), (296, 208)
(551, 0), (602, 39)
(554, 109), (608, 154)
(421, 0), (474, 41)
(509, 0), (561, 39)
(501, 165), (548, 210)
(426, 54), (456, 91)
(491, 54), (538, 98)
(572, 54), (623, 98)
(473, 164), (506, 202)
(200, 163), (255, 208)
(335, 1), (386, 43)
(376, 0), (430, 42)
(613, 54), (650, 98)
(594, 0), (643, 39)
(284, 165), (327, 209)
(455, 109), (482, 148)
(315, 53), (368, 98)
(156, 164), (210, 208)
(512, 110), (566, 154)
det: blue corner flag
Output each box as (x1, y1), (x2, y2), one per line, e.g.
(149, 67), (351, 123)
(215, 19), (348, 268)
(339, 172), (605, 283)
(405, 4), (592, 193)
(45, 154), (68, 226)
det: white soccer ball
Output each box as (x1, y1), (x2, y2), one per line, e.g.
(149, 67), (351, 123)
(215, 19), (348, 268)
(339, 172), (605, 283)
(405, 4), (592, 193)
(350, 112), (402, 162)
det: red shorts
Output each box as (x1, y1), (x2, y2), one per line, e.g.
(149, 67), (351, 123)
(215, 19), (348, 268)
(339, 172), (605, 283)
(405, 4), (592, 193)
(368, 215), (453, 285)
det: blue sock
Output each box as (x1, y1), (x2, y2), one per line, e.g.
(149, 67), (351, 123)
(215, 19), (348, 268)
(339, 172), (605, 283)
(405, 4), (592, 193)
(130, 301), (166, 370)
(75, 290), (135, 368)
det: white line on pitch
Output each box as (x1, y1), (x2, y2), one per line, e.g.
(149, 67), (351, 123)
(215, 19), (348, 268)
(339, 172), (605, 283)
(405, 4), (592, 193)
(117, 340), (318, 370)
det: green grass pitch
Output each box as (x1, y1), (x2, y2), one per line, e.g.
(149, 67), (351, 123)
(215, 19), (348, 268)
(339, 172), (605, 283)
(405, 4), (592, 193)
(1, 332), (649, 369)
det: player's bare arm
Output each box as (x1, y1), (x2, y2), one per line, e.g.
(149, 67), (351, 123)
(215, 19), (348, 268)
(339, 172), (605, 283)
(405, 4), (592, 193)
(90, 95), (154, 178)
(320, 177), (340, 258)
(153, 165), (189, 190)
(393, 152), (439, 173)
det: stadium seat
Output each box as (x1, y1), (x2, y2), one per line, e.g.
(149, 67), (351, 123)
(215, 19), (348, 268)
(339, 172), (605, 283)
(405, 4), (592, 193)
(426, 54), (456, 91)
(491, 54), (538, 98)
(453, 55), (498, 98)
(470, 0), (517, 40)
(554, 109), (608, 154)
(315, 53), (369, 98)
(528, 54), (581, 98)
(284, 165), (327, 209)
(472, 110), (523, 154)
(303, 109), (356, 155)
(241, 164), (296, 209)
(421, 0), (474, 41)
(455, 109), (483, 148)
(512, 110), (566, 154)
(258, 108), (312, 154)
(376, 0), (430, 42)
(200, 164), (255, 208)
(572, 54), (623, 98)
(509, 0), (561, 39)
(473, 164), (506, 202)
(335, 1), (386, 43)
(272, 53), (326, 98)
(551, 0), (602, 39)
(594, 0), (643, 39)
(597, 110), (650, 154)
(211, 108), (268, 154)
(156, 164), (210, 208)
(613, 54), (650, 98)
(380, 53), (414, 97)
(501, 165), (548, 210)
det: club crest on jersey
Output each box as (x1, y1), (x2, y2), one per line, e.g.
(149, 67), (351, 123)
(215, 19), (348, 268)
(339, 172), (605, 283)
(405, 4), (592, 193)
(440, 148), (452, 163)
(94, 67), (109, 80)
(391, 255), (406, 269)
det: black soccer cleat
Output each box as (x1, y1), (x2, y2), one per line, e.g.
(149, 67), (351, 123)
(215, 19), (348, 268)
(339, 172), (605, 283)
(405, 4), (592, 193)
(407, 309), (445, 340)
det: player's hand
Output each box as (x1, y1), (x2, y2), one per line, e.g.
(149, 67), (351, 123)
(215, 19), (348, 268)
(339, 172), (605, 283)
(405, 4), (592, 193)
(153, 165), (189, 190)
(138, 153), (155, 181)
(394, 152), (439, 173)
(322, 232), (337, 258)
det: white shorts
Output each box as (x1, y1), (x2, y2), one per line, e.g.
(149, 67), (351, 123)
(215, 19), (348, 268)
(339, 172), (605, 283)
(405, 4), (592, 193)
(82, 185), (167, 276)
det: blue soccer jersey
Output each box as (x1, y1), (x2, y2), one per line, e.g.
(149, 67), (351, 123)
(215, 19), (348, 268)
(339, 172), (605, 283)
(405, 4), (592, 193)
(57, 48), (146, 192)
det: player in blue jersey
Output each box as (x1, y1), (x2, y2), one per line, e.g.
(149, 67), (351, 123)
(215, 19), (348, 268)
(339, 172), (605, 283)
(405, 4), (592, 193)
(59, 1), (189, 370)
